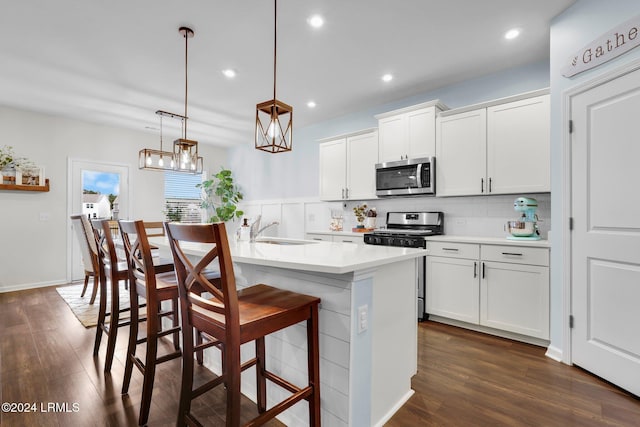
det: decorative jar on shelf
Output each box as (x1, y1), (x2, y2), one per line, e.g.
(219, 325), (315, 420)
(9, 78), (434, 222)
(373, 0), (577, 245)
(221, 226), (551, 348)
(1, 166), (16, 185)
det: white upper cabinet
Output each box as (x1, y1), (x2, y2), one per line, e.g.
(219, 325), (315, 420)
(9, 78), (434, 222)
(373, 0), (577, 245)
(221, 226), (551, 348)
(319, 129), (378, 201)
(436, 90), (550, 197)
(319, 137), (347, 200)
(436, 108), (487, 196)
(376, 100), (447, 163)
(486, 95), (550, 194)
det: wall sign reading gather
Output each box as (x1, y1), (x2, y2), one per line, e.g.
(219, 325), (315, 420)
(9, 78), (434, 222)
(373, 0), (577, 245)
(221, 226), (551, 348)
(562, 14), (640, 78)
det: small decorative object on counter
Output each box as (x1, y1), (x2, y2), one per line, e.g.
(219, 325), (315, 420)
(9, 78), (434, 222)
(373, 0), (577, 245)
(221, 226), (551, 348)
(330, 209), (344, 231)
(364, 207), (377, 229)
(237, 218), (251, 242)
(353, 204), (368, 228)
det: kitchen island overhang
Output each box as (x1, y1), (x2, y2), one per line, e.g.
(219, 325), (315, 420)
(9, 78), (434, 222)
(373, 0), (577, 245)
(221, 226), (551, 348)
(150, 236), (425, 427)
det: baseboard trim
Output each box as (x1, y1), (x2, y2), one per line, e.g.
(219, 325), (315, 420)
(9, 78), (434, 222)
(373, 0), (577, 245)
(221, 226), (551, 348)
(0, 279), (71, 293)
(372, 389), (415, 427)
(428, 316), (550, 347)
(545, 344), (564, 363)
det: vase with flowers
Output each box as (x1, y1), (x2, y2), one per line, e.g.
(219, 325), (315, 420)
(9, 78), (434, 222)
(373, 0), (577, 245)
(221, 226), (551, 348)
(352, 204), (367, 229)
(0, 145), (16, 185)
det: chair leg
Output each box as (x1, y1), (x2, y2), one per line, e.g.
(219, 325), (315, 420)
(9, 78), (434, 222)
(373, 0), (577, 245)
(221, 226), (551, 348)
(177, 324), (195, 427)
(121, 290), (139, 395)
(138, 302), (159, 426)
(104, 278), (122, 373)
(81, 273), (89, 297)
(89, 273), (99, 305)
(195, 329), (204, 365)
(93, 272), (107, 356)
(307, 305), (321, 427)
(225, 344), (242, 426)
(256, 337), (267, 413)
(171, 298), (180, 350)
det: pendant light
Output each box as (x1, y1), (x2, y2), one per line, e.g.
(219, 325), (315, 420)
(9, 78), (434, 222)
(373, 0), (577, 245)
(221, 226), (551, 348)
(139, 26), (203, 174)
(255, 0), (293, 153)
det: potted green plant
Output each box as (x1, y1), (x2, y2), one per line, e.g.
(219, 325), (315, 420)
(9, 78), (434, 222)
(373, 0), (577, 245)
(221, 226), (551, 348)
(198, 168), (244, 223)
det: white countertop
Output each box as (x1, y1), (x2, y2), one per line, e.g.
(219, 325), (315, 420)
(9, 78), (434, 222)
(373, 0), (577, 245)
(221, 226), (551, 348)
(306, 230), (374, 237)
(425, 235), (550, 248)
(149, 236), (426, 275)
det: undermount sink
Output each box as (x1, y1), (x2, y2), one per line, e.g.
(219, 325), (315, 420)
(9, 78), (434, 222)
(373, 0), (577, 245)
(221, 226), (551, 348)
(255, 239), (317, 245)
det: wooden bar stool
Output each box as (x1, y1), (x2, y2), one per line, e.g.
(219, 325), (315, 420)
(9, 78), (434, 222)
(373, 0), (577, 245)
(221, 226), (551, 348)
(91, 219), (175, 374)
(166, 222), (321, 427)
(118, 219), (185, 426)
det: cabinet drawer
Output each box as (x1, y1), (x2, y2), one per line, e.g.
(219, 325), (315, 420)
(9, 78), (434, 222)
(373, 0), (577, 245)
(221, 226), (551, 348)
(426, 242), (479, 259)
(481, 245), (549, 266)
(305, 233), (332, 242)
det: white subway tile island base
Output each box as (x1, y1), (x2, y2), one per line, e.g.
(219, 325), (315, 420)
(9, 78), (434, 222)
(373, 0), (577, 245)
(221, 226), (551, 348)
(151, 236), (426, 427)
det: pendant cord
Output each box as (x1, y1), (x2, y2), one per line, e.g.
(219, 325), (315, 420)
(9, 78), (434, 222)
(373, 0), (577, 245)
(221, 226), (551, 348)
(184, 29), (189, 139)
(273, 0), (277, 102)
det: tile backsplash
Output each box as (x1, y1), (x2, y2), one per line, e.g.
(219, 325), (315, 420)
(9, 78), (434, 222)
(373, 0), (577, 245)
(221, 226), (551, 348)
(242, 193), (551, 240)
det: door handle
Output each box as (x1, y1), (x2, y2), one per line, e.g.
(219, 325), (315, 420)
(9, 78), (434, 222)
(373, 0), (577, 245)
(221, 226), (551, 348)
(342, 188), (345, 199)
(481, 178), (484, 193)
(442, 247), (459, 252)
(473, 261), (477, 278)
(489, 177), (492, 193)
(346, 188), (349, 199)
(501, 252), (523, 257)
(482, 262), (485, 279)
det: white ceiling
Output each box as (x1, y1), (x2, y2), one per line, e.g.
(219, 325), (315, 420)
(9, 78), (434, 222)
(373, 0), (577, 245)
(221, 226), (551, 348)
(0, 0), (575, 148)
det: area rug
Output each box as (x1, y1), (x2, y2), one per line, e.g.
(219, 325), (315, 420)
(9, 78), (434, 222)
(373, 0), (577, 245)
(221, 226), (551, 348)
(56, 282), (131, 328)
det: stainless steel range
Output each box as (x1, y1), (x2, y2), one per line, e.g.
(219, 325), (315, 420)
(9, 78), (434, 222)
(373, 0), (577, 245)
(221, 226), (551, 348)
(364, 212), (444, 321)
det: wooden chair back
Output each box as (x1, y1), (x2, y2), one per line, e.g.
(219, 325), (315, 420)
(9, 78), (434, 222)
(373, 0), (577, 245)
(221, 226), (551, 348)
(143, 221), (166, 237)
(92, 219), (123, 273)
(165, 222), (239, 337)
(118, 220), (162, 307)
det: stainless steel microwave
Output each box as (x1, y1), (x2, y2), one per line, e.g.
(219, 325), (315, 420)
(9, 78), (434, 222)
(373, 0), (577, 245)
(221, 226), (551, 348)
(375, 157), (435, 197)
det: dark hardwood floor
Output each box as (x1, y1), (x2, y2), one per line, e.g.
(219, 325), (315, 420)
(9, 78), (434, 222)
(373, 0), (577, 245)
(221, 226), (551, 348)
(1, 285), (639, 426)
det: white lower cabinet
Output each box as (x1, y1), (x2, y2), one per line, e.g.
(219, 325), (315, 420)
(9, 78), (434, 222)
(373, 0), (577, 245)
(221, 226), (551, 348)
(426, 242), (480, 324)
(305, 233), (365, 245)
(426, 241), (549, 341)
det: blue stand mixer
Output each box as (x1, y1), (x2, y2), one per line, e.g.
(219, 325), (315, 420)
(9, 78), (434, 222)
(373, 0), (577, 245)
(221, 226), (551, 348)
(505, 197), (540, 240)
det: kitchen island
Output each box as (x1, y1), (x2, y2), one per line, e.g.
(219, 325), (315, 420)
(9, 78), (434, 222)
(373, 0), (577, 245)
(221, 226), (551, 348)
(150, 236), (425, 427)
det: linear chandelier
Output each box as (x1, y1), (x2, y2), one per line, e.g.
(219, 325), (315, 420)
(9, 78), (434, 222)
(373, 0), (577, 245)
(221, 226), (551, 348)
(140, 26), (203, 174)
(255, 0), (293, 153)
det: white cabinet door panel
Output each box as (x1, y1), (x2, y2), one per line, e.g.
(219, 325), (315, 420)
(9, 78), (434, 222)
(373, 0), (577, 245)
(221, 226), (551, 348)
(407, 107), (436, 159)
(436, 109), (487, 196)
(426, 256), (479, 324)
(480, 261), (549, 339)
(487, 94), (550, 194)
(378, 115), (406, 162)
(346, 131), (378, 200)
(319, 138), (346, 201)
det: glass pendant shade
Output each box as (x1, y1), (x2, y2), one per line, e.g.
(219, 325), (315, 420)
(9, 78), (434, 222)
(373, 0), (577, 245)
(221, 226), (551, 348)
(255, 99), (293, 153)
(138, 148), (176, 171)
(173, 138), (203, 173)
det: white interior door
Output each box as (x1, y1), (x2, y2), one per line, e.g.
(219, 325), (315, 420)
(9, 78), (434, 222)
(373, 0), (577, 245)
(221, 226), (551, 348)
(570, 66), (640, 397)
(67, 159), (130, 282)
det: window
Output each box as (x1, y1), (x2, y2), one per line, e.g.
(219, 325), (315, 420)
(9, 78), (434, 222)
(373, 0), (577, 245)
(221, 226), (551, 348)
(164, 172), (203, 223)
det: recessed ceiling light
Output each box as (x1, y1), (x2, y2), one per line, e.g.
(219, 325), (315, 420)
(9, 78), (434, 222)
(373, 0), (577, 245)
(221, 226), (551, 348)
(382, 74), (393, 83)
(504, 28), (520, 40)
(307, 101), (317, 108)
(222, 69), (236, 78)
(308, 15), (324, 28)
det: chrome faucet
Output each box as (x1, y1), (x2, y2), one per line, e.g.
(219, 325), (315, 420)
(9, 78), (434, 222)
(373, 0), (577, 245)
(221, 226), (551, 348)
(249, 215), (280, 242)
